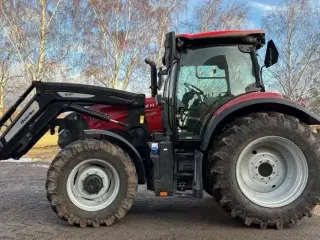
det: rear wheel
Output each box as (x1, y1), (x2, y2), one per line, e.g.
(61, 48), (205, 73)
(207, 113), (320, 229)
(46, 139), (137, 227)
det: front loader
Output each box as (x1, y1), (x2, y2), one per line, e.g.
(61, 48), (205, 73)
(1, 30), (320, 230)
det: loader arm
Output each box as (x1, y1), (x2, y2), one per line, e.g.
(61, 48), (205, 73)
(0, 81), (146, 160)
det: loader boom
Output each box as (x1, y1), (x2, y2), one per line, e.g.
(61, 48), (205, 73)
(0, 81), (146, 160)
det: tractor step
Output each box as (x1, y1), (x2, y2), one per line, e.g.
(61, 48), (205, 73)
(150, 135), (203, 199)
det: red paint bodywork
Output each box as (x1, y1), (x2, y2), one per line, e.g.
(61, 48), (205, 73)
(214, 92), (284, 116)
(83, 92), (284, 134)
(177, 30), (264, 39)
(83, 97), (163, 133)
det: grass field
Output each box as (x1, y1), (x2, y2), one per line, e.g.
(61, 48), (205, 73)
(24, 131), (59, 160)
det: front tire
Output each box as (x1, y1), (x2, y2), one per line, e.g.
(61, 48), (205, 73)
(46, 139), (137, 227)
(207, 113), (320, 229)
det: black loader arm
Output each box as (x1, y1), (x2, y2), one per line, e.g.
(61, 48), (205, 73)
(0, 81), (146, 160)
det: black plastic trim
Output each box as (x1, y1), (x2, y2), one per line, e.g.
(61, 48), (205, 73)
(251, 47), (264, 90)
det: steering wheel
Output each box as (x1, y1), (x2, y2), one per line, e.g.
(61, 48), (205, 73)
(184, 82), (204, 95)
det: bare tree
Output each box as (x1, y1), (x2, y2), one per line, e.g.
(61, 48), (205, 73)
(0, 0), (89, 107)
(262, 0), (320, 104)
(184, 0), (249, 32)
(81, 0), (185, 91)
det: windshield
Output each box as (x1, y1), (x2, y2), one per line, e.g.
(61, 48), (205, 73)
(177, 45), (256, 100)
(176, 45), (257, 136)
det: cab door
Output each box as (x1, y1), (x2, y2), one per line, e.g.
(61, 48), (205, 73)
(174, 45), (257, 140)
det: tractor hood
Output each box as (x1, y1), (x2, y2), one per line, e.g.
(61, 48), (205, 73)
(84, 97), (163, 134)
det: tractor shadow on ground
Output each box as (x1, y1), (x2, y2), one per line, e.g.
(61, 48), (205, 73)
(128, 187), (245, 229)
(128, 191), (307, 230)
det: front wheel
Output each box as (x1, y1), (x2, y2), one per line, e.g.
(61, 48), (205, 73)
(207, 113), (320, 229)
(46, 139), (137, 227)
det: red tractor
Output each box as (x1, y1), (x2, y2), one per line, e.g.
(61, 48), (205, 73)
(1, 30), (320, 229)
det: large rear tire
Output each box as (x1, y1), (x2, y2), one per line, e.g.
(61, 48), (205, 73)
(206, 113), (320, 229)
(46, 139), (137, 227)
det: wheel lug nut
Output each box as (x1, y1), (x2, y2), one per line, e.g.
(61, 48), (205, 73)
(261, 178), (264, 180)
(273, 172), (275, 174)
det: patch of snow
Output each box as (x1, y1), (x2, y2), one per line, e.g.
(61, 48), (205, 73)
(1, 158), (32, 162)
(31, 163), (49, 168)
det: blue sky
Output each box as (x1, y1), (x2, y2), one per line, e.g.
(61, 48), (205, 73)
(186, 0), (282, 30)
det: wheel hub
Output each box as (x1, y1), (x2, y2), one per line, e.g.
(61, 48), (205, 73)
(258, 163), (273, 177)
(83, 174), (104, 194)
(250, 153), (279, 185)
(66, 159), (120, 211)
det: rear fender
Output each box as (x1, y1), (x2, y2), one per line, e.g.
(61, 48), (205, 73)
(82, 129), (145, 184)
(201, 98), (320, 151)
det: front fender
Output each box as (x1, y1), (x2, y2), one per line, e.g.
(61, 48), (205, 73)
(200, 97), (320, 151)
(82, 129), (145, 184)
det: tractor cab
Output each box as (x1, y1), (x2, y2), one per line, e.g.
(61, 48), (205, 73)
(157, 30), (278, 141)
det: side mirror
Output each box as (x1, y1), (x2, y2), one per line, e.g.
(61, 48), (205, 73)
(163, 32), (176, 69)
(264, 40), (279, 68)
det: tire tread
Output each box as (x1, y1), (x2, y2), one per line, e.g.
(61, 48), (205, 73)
(45, 138), (137, 227)
(207, 112), (320, 229)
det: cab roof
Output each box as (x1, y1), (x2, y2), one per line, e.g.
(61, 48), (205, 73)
(176, 30), (265, 49)
(176, 30), (264, 39)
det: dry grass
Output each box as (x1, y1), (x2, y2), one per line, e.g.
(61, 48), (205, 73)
(33, 131), (58, 148)
(25, 145), (59, 161)
(24, 132), (59, 161)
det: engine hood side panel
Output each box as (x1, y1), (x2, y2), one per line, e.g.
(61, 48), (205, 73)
(83, 97), (163, 133)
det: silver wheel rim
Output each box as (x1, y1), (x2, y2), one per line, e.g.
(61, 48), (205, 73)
(67, 159), (120, 211)
(236, 136), (308, 208)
